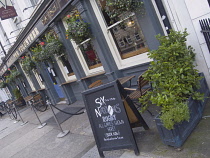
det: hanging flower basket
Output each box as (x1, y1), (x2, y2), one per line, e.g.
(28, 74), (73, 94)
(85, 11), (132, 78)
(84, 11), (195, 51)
(21, 56), (36, 75)
(5, 69), (21, 83)
(104, 0), (145, 23)
(65, 13), (91, 44)
(44, 31), (65, 56)
(0, 82), (6, 88)
(31, 31), (65, 63)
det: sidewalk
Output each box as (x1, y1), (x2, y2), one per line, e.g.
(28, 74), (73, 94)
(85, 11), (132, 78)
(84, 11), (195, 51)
(0, 99), (210, 158)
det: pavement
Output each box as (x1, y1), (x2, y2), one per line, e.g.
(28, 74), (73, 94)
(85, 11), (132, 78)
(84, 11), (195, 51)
(0, 99), (210, 158)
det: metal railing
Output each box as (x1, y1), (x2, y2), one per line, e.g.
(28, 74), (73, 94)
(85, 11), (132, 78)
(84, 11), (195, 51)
(199, 18), (210, 52)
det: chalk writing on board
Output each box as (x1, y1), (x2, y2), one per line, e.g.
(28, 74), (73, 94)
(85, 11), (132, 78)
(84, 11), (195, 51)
(94, 96), (125, 142)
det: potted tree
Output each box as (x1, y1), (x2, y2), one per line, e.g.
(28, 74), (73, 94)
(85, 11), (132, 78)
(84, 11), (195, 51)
(140, 29), (208, 147)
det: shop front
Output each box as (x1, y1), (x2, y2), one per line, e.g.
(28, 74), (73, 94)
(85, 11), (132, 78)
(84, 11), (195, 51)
(0, 0), (165, 105)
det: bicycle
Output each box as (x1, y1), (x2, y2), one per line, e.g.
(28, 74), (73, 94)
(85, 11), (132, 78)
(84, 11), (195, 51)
(4, 101), (18, 120)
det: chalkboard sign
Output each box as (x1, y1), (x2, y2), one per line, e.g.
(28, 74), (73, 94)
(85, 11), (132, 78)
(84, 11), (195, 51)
(82, 80), (142, 157)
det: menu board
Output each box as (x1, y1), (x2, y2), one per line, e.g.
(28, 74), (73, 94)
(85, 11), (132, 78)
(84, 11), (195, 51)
(82, 80), (139, 157)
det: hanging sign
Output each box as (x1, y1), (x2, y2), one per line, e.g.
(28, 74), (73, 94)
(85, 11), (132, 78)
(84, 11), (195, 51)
(0, 0), (17, 20)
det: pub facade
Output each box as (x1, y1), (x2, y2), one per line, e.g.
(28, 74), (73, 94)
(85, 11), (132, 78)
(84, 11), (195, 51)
(0, 0), (209, 105)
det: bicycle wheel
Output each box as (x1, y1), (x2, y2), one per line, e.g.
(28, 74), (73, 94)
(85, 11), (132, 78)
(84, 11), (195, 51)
(4, 104), (11, 114)
(33, 100), (48, 112)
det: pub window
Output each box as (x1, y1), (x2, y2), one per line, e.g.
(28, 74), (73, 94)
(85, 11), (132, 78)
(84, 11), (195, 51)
(63, 9), (103, 73)
(96, 0), (149, 59)
(60, 55), (74, 76)
(78, 39), (102, 70)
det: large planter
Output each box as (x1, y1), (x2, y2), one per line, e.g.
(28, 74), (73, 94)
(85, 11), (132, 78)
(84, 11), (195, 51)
(155, 75), (210, 147)
(197, 73), (210, 115)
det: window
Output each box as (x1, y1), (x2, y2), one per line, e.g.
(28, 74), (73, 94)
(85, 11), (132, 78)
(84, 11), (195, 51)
(19, 60), (36, 91)
(96, 0), (149, 60)
(33, 69), (45, 89)
(78, 40), (102, 69)
(56, 55), (77, 82)
(30, 0), (40, 6)
(62, 10), (104, 76)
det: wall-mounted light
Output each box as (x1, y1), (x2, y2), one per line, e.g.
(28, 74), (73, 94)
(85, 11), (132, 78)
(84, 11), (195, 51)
(127, 18), (135, 27)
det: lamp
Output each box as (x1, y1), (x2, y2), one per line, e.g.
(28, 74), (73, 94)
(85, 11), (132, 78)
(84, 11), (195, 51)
(127, 18), (135, 27)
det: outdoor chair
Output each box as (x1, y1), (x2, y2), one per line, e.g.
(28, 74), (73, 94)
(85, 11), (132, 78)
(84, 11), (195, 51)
(124, 73), (153, 116)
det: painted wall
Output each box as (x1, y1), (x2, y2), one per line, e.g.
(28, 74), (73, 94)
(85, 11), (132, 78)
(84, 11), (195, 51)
(162, 0), (210, 87)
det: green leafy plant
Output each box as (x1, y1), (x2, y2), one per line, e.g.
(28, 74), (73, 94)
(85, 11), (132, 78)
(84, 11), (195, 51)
(31, 31), (65, 63)
(5, 69), (21, 83)
(21, 56), (36, 75)
(0, 81), (6, 88)
(104, 0), (145, 23)
(65, 12), (91, 44)
(139, 29), (204, 130)
(44, 31), (65, 56)
(13, 88), (22, 101)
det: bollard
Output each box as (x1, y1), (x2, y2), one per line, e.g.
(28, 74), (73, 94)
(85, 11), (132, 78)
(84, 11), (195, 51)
(47, 100), (69, 138)
(13, 104), (28, 126)
(29, 101), (47, 129)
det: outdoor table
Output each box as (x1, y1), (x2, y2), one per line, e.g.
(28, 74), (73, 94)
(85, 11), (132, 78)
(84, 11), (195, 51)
(118, 75), (136, 87)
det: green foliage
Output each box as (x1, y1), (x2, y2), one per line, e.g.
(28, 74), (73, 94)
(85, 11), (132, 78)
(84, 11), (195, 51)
(5, 69), (21, 83)
(13, 88), (22, 100)
(65, 13), (91, 44)
(139, 29), (204, 130)
(0, 81), (6, 88)
(104, 0), (145, 23)
(21, 56), (36, 75)
(31, 31), (65, 63)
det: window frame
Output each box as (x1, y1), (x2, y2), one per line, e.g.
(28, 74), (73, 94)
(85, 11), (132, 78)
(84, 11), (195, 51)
(55, 55), (77, 82)
(62, 18), (104, 76)
(90, 0), (152, 69)
(19, 61), (36, 91)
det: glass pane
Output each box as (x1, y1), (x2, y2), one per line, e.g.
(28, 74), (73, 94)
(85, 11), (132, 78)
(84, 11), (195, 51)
(79, 40), (102, 69)
(60, 55), (74, 76)
(96, 0), (149, 59)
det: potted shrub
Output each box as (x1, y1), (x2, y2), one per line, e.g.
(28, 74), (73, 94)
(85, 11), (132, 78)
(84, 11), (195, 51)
(65, 12), (91, 44)
(139, 29), (207, 147)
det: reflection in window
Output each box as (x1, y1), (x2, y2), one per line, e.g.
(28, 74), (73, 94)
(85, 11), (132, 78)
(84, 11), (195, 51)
(79, 40), (102, 69)
(96, 0), (149, 59)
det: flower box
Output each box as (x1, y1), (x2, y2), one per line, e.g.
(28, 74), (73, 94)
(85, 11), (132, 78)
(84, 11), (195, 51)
(155, 75), (209, 147)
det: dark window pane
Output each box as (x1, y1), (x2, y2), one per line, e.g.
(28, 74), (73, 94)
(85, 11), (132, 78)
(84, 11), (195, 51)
(79, 40), (102, 69)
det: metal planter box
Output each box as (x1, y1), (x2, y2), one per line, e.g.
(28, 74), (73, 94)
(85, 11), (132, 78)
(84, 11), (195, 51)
(155, 74), (209, 147)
